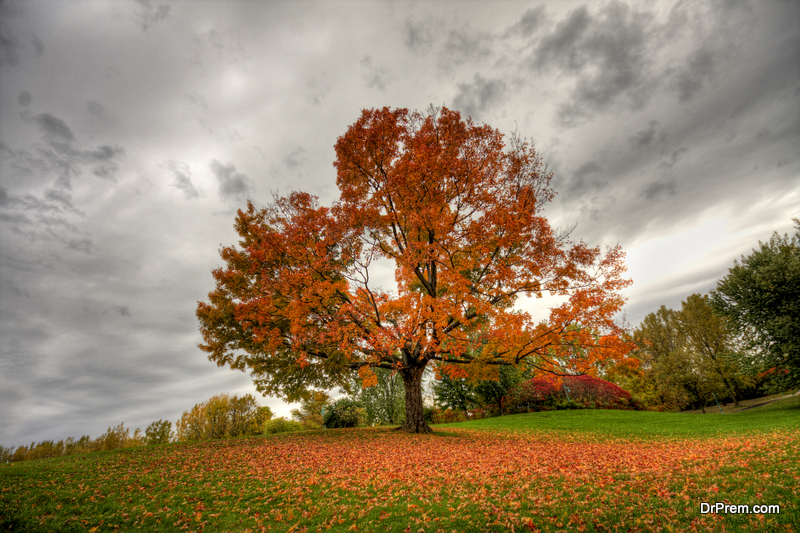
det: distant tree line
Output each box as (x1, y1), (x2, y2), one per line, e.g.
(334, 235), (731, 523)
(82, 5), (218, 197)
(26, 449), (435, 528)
(0, 393), (272, 464)
(612, 221), (800, 412)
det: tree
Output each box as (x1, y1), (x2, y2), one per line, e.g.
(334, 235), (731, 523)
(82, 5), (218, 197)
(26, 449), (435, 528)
(474, 365), (522, 415)
(433, 371), (479, 419)
(351, 367), (405, 425)
(197, 106), (633, 433)
(710, 221), (800, 391)
(175, 394), (264, 441)
(290, 390), (330, 428)
(145, 419), (173, 445)
(679, 294), (749, 406)
(323, 398), (366, 428)
(627, 299), (749, 412)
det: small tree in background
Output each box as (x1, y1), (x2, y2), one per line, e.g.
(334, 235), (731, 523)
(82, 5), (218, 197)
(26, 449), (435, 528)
(323, 398), (366, 428)
(291, 390), (330, 429)
(474, 365), (523, 416)
(504, 378), (561, 413)
(433, 370), (478, 420)
(145, 419), (172, 445)
(350, 367), (405, 425)
(175, 393), (265, 441)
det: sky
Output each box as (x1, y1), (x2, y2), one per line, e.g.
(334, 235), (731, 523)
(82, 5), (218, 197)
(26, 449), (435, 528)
(1, 0), (798, 448)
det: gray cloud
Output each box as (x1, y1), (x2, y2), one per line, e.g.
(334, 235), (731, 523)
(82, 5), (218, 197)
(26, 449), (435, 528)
(87, 100), (104, 115)
(506, 6), (547, 38)
(361, 56), (388, 91)
(533, 5), (592, 71)
(403, 17), (434, 53)
(0, 0), (23, 67)
(640, 179), (678, 201)
(657, 147), (689, 170)
(14, 113), (125, 186)
(547, 3), (653, 126)
(628, 120), (664, 149)
(17, 90), (31, 106)
(452, 74), (507, 120)
(136, 0), (171, 32)
(168, 161), (200, 200)
(210, 159), (253, 204)
(34, 113), (75, 143)
(672, 47), (716, 102)
(440, 26), (493, 71)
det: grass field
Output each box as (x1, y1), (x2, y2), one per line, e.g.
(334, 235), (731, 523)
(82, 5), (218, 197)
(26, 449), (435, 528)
(1, 394), (798, 532)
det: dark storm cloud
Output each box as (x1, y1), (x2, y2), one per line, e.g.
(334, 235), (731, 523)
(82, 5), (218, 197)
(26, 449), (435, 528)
(452, 74), (507, 120)
(167, 161), (200, 200)
(538, 2), (653, 126)
(210, 159), (253, 204)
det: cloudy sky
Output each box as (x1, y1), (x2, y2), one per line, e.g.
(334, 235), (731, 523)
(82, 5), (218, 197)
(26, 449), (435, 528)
(1, 0), (798, 448)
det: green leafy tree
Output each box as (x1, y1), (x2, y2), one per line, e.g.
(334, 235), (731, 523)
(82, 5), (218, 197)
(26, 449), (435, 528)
(629, 298), (750, 411)
(623, 306), (691, 410)
(433, 370), (478, 419)
(351, 367), (405, 425)
(474, 365), (523, 415)
(323, 398), (366, 428)
(679, 294), (751, 406)
(710, 221), (800, 391)
(145, 419), (172, 445)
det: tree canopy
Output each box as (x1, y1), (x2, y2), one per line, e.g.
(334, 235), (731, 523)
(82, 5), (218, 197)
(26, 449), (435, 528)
(197, 106), (633, 432)
(710, 220), (800, 390)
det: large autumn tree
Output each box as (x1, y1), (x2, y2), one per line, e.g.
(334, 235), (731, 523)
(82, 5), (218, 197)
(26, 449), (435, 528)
(197, 106), (633, 433)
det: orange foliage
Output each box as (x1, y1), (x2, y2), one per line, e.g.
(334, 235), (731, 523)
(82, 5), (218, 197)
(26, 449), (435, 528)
(197, 106), (634, 431)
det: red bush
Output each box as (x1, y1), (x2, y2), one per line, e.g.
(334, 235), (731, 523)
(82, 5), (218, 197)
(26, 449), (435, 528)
(562, 375), (631, 408)
(505, 375), (635, 413)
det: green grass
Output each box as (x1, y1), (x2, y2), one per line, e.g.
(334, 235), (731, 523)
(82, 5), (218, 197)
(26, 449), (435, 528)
(2, 398), (798, 532)
(440, 393), (800, 438)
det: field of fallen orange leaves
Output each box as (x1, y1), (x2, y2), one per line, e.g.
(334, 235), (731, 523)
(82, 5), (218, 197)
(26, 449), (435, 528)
(3, 424), (797, 532)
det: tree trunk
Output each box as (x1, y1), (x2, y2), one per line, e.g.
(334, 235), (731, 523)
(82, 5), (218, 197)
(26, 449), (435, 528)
(398, 363), (432, 433)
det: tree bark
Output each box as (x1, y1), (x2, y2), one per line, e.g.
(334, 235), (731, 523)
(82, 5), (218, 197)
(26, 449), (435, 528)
(398, 363), (432, 433)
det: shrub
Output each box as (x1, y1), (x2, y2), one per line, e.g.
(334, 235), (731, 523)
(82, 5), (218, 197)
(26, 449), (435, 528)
(430, 408), (465, 424)
(263, 417), (304, 434)
(323, 398), (366, 428)
(505, 375), (635, 413)
(563, 375), (632, 409)
(504, 378), (560, 413)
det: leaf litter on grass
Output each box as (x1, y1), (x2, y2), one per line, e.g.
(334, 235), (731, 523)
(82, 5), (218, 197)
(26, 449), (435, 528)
(2, 427), (798, 532)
